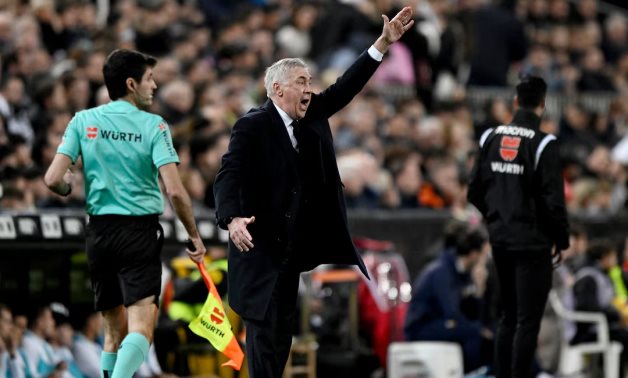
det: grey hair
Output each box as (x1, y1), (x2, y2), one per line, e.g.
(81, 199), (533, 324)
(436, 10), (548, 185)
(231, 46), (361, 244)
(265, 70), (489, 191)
(264, 58), (308, 98)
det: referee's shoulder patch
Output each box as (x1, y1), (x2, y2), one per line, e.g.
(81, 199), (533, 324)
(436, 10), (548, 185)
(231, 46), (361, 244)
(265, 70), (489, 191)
(155, 119), (170, 132)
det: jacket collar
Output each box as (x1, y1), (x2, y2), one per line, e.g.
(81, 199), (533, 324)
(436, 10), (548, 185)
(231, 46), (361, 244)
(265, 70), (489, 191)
(272, 101), (294, 127)
(263, 99), (299, 171)
(511, 109), (542, 130)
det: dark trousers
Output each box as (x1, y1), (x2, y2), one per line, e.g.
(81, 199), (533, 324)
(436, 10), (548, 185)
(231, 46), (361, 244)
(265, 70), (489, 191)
(492, 248), (552, 378)
(243, 260), (301, 378)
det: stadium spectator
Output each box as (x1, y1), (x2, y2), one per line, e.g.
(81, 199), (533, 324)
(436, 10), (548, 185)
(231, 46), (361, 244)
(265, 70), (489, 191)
(572, 240), (628, 365)
(404, 221), (492, 372)
(72, 311), (104, 378)
(0, 304), (26, 378)
(22, 304), (66, 378)
(49, 303), (82, 378)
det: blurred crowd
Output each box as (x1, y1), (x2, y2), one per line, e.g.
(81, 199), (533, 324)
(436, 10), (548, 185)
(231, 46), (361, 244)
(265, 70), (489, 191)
(0, 0), (627, 217)
(0, 301), (169, 378)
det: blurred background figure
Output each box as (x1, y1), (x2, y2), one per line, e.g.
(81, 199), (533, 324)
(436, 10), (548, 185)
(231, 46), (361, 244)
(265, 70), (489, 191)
(571, 240), (628, 368)
(22, 304), (67, 378)
(0, 304), (26, 378)
(404, 221), (493, 373)
(72, 311), (104, 378)
(49, 303), (82, 378)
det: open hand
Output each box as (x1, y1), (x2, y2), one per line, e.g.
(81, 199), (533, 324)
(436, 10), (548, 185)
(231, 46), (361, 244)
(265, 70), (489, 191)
(381, 6), (414, 45)
(228, 216), (256, 252)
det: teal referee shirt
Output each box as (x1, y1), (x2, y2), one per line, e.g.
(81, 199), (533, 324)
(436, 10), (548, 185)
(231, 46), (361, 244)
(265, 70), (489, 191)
(57, 100), (179, 215)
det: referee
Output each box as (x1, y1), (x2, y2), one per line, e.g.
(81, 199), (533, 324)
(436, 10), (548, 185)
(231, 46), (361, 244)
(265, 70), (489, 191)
(468, 76), (569, 378)
(44, 49), (206, 378)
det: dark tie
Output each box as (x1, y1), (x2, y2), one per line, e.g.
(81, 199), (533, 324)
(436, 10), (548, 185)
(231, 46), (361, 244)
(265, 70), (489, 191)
(292, 120), (303, 151)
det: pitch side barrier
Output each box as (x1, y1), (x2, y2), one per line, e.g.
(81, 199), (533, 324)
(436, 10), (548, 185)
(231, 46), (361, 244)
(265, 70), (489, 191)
(0, 209), (625, 305)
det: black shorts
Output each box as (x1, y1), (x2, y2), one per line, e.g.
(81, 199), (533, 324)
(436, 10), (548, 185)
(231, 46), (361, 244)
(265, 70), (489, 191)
(86, 214), (164, 311)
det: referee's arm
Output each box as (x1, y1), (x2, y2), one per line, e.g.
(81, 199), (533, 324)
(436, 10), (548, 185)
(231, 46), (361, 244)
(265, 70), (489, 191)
(159, 162), (206, 261)
(44, 153), (74, 196)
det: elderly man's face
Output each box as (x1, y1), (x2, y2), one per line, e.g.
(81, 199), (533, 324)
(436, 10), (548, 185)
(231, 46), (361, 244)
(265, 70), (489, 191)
(275, 66), (312, 120)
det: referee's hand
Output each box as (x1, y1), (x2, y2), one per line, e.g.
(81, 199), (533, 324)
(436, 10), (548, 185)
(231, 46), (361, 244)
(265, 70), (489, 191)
(186, 237), (206, 263)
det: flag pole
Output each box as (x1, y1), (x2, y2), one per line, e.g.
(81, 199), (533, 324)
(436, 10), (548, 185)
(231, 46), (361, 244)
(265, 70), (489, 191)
(185, 239), (244, 370)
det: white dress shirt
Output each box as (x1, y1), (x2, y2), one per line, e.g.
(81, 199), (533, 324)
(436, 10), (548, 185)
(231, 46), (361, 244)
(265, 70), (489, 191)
(273, 103), (298, 150)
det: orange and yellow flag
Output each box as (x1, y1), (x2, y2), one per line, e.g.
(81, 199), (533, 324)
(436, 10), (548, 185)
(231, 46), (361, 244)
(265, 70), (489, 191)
(189, 261), (244, 370)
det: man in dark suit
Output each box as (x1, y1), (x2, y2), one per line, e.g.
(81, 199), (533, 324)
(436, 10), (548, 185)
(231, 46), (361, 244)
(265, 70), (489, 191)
(213, 7), (414, 377)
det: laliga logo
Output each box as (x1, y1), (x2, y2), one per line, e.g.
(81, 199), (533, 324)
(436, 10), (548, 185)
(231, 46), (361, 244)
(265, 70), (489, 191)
(499, 136), (521, 161)
(210, 307), (225, 325)
(86, 127), (98, 139)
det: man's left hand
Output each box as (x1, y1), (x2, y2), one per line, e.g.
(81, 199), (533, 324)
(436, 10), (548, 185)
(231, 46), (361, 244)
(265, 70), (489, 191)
(375, 6), (414, 52)
(228, 216), (256, 252)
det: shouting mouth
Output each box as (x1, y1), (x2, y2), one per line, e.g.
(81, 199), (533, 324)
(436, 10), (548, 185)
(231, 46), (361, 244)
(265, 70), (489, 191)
(300, 98), (310, 110)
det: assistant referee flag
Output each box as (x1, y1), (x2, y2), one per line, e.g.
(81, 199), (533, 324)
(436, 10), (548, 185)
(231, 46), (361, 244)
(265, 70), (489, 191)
(188, 261), (244, 370)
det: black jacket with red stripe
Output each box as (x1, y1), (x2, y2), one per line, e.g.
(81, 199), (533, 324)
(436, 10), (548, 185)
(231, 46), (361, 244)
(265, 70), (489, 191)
(468, 109), (570, 251)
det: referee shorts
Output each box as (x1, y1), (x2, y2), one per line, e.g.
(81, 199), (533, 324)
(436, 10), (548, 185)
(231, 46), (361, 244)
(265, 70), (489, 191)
(86, 214), (164, 311)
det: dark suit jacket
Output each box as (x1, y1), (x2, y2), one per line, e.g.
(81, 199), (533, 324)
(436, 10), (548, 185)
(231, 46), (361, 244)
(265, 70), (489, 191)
(214, 50), (377, 320)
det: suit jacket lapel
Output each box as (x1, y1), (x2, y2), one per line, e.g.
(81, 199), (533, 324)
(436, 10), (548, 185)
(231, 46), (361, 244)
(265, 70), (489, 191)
(263, 100), (299, 174)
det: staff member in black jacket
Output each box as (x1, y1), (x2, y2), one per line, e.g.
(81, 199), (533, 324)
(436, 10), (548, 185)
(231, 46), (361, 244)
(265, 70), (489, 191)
(213, 7), (414, 378)
(468, 76), (570, 378)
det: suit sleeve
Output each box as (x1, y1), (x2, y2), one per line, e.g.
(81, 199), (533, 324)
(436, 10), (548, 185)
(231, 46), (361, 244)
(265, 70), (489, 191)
(315, 50), (380, 118)
(536, 141), (570, 250)
(213, 116), (254, 229)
